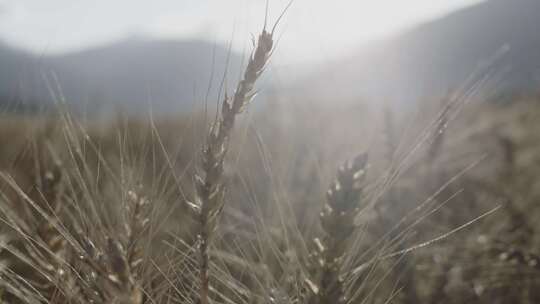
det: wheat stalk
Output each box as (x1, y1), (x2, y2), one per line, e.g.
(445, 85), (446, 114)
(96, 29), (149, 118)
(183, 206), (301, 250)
(187, 28), (274, 304)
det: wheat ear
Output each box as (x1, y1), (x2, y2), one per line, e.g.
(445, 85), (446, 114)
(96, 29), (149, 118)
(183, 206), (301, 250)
(312, 154), (368, 304)
(188, 29), (273, 304)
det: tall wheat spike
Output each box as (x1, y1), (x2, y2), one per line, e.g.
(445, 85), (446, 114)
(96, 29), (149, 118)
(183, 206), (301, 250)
(188, 28), (274, 304)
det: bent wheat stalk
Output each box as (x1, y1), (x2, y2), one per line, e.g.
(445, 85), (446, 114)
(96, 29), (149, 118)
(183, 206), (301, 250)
(188, 28), (274, 304)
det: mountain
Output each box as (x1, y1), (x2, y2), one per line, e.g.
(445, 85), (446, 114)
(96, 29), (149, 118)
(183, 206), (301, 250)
(4, 0), (540, 113)
(0, 37), (243, 114)
(301, 0), (540, 104)
(0, 42), (43, 112)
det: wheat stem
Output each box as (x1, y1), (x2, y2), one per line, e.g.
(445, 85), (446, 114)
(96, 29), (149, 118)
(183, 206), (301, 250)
(189, 29), (274, 304)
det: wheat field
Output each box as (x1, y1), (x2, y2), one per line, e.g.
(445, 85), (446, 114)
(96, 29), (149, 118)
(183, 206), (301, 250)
(1, 15), (540, 304)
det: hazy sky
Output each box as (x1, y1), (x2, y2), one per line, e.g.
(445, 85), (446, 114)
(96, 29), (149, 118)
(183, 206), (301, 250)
(0, 0), (482, 64)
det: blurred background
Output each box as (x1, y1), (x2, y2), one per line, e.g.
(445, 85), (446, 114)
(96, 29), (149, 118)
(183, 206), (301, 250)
(3, 0), (540, 113)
